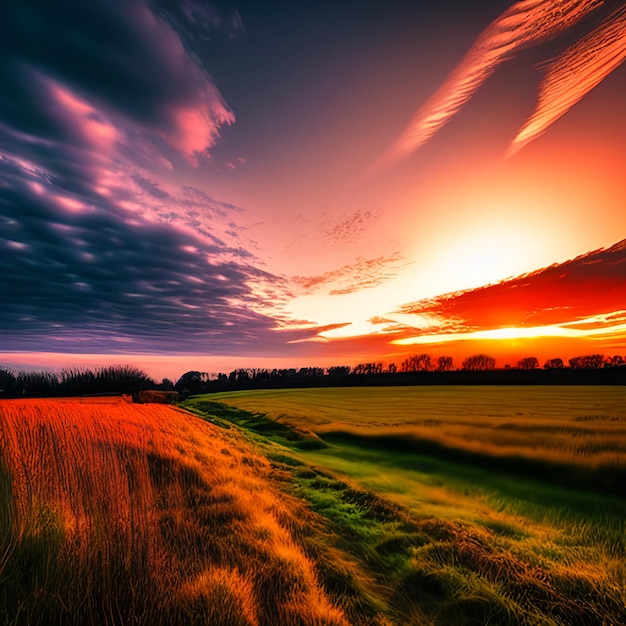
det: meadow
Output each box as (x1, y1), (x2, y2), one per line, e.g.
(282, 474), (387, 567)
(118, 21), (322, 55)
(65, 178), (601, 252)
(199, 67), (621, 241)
(184, 386), (626, 625)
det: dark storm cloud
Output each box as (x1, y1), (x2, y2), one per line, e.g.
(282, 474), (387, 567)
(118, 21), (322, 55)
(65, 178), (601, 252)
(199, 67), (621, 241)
(0, 0), (317, 353)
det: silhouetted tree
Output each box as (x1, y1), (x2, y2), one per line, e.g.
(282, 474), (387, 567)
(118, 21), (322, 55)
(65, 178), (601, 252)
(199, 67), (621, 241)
(543, 358), (565, 369)
(15, 371), (59, 396)
(437, 356), (454, 372)
(328, 366), (351, 377)
(603, 355), (624, 368)
(401, 354), (432, 372)
(516, 357), (539, 370)
(98, 366), (153, 393)
(0, 367), (16, 396)
(298, 367), (324, 378)
(569, 354), (604, 369)
(175, 371), (209, 394)
(462, 354), (496, 371)
(352, 362), (383, 376)
(387, 363), (397, 374)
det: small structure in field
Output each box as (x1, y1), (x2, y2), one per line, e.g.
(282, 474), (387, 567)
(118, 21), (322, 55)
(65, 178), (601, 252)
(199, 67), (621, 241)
(133, 390), (179, 404)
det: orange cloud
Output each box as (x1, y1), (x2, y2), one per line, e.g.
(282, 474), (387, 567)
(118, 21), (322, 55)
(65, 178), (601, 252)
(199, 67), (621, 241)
(397, 238), (626, 334)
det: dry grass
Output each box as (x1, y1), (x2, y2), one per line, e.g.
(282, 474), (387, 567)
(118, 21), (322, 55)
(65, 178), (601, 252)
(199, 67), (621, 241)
(0, 398), (349, 626)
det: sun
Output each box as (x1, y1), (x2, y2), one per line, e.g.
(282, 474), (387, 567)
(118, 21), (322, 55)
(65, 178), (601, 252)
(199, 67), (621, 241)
(428, 219), (548, 293)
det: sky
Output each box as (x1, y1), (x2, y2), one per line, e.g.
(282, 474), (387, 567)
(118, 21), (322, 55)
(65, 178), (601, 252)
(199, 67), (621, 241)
(1, 0), (626, 380)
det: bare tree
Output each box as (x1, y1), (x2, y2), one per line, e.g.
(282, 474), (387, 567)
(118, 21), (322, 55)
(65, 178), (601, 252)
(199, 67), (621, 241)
(462, 354), (496, 371)
(516, 357), (539, 370)
(437, 356), (454, 371)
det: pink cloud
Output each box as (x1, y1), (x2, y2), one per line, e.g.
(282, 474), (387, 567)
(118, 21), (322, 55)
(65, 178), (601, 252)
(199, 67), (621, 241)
(164, 89), (235, 163)
(510, 5), (626, 155)
(375, 0), (603, 170)
(322, 209), (377, 246)
(291, 254), (408, 296)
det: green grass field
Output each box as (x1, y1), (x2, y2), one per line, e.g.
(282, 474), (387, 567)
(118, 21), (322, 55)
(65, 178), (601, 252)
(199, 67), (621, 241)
(184, 386), (626, 626)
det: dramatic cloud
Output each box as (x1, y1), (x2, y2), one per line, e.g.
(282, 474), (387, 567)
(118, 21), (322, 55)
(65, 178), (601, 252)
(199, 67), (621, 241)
(510, 5), (626, 154)
(395, 238), (626, 336)
(376, 0), (604, 169)
(0, 171), (293, 352)
(1, 1), (235, 162)
(0, 0), (327, 354)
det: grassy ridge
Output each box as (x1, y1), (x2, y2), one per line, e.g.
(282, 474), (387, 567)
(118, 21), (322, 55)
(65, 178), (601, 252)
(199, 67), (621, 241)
(184, 389), (626, 625)
(0, 399), (351, 626)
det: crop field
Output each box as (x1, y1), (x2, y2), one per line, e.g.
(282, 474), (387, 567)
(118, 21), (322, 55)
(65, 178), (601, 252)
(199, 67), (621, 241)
(185, 386), (626, 625)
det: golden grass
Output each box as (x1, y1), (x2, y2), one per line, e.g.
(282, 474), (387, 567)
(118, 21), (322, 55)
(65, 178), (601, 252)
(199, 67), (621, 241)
(208, 386), (626, 476)
(0, 398), (348, 626)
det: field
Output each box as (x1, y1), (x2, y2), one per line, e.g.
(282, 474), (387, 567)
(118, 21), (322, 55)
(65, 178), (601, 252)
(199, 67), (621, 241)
(184, 386), (626, 625)
(0, 398), (351, 626)
(2, 388), (626, 625)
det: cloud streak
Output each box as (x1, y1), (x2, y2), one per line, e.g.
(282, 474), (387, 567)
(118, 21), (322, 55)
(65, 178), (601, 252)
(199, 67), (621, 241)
(376, 0), (603, 169)
(510, 5), (626, 154)
(291, 254), (408, 296)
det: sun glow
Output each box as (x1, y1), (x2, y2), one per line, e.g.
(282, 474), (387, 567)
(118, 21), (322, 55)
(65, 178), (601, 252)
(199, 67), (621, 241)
(394, 318), (626, 346)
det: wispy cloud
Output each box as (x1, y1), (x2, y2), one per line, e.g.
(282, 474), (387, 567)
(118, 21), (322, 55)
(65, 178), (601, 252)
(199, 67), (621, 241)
(510, 5), (626, 154)
(291, 254), (408, 296)
(376, 0), (604, 169)
(322, 209), (377, 246)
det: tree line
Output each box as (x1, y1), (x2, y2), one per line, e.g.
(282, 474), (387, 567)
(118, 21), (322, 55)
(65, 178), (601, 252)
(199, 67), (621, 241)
(0, 365), (157, 398)
(173, 352), (626, 394)
(1, 352), (625, 398)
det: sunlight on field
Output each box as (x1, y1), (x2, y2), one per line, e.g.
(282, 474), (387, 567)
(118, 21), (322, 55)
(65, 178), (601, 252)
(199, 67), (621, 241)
(0, 398), (348, 626)
(187, 387), (626, 625)
(209, 386), (626, 477)
(4, 391), (626, 625)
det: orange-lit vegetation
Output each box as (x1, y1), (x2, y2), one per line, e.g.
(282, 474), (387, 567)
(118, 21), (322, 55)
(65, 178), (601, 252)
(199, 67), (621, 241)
(0, 398), (350, 626)
(185, 387), (626, 625)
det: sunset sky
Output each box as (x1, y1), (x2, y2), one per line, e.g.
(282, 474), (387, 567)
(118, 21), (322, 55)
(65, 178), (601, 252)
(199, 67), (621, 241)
(2, 0), (626, 380)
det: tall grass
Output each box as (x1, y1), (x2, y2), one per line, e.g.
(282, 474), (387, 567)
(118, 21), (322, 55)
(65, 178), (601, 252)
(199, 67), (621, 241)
(0, 399), (349, 626)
